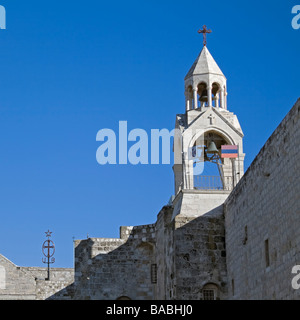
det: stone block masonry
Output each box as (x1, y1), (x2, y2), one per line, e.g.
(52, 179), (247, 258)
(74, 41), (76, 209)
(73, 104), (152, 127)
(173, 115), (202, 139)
(172, 213), (228, 300)
(0, 253), (74, 300)
(2, 96), (300, 300)
(59, 223), (157, 300)
(225, 99), (300, 300)
(60, 201), (228, 300)
(1, 37), (299, 300)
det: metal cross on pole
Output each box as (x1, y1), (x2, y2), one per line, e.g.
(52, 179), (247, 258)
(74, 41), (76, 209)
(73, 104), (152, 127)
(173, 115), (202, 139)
(198, 25), (212, 46)
(42, 230), (55, 281)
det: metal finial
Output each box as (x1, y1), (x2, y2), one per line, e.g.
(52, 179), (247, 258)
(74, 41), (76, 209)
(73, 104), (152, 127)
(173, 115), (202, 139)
(198, 25), (212, 46)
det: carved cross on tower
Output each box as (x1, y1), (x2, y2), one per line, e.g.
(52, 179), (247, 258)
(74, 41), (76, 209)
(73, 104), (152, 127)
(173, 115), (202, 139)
(208, 113), (215, 125)
(198, 25), (212, 46)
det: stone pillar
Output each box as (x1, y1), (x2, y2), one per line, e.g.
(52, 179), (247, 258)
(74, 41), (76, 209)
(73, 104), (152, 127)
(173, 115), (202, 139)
(215, 93), (219, 108)
(184, 159), (194, 189)
(187, 100), (191, 111)
(185, 91), (190, 111)
(193, 88), (198, 109)
(220, 88), (224, 109)
(208, 85), (212, 107)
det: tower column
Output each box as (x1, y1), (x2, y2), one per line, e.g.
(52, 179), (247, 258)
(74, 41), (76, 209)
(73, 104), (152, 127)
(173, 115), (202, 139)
(224, 89), (228, 110)
(193, 88), (198, 109)
(220, 88), (224, 109)
(208, 84), (212, 107)
(187, 100), (191, 111)
(185, 91), (190, 111)
(215, 93), (220, 108)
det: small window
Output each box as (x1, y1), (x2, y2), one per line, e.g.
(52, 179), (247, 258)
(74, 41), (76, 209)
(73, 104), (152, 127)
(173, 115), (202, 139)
(151, 264), (157, 284)
(202, 283), (219, 300)
(243, 226), (248, 245)
(231, 278), (235, 296)
(265, 239), (270, 268)
(116, 296), (131, 300)
(203, 289), (215, 300)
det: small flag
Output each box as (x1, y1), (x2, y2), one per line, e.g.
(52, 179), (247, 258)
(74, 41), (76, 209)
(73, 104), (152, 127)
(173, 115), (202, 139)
(221, 145), (238, 158)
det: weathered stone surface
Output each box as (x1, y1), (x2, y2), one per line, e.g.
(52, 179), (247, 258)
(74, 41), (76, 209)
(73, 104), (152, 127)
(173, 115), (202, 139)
(225, 99), (300, 300)
(0, 254), (74, 300)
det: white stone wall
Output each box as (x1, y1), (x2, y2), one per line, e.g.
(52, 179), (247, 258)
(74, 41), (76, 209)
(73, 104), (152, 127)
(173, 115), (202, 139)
(24, 267), (74, 300)
(172, 189), (230, 219)
(0, 254), (36, 300)
(225, 99), (300, 300)
(0, 254), (74, 300)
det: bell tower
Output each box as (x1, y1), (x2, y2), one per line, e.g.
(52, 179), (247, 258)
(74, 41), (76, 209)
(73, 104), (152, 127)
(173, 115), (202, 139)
(172, 27), (245, 219)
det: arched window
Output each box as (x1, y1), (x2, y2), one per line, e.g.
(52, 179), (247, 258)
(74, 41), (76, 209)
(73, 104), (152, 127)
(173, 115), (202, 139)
(197, 82), (208, 108)
(202, 283), (219, 300)
(185, 86), (193, 111)
(116, 296), (131, 300)
(193, 131), (233, 191)
(212, 82), (221, 108)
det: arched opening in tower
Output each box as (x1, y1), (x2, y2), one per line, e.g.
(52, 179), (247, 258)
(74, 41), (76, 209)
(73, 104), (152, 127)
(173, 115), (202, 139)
(212, 82), (221, 108)
(192, 131), (233, 190)
(197, 82), (208, 109)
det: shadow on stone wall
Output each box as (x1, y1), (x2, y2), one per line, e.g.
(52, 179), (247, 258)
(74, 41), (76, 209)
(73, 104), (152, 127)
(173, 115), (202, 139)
(48, 224), (157, 300)
(172, 206), (228, 300)
(49, 204), (228, 300)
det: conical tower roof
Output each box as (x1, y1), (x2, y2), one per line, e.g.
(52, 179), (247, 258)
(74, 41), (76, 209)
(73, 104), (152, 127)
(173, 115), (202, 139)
(185, 46), (225, 80)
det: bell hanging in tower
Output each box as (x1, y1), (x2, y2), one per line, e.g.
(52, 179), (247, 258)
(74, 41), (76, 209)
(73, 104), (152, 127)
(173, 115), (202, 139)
(206, 141), (219, 154)
(199, 89), (208, 103)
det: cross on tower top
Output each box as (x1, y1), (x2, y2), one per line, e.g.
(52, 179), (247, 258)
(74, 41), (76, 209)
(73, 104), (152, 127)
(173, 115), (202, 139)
(198, 25), (212, 46)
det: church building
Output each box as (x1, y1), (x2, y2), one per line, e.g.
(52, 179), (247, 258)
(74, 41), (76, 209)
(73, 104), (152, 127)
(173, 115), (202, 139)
(0, 28), (299, 300)
(50, 29), (299, 300)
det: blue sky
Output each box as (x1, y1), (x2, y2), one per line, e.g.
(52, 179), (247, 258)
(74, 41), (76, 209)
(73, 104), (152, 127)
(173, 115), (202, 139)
(0, 0), (299, 268)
